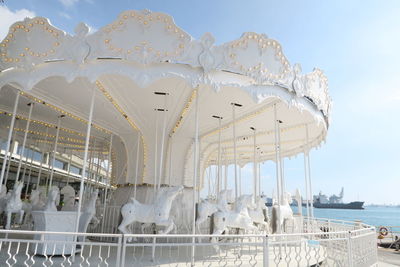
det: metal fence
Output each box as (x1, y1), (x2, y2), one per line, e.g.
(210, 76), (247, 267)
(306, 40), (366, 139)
(0, 219), (377, 267)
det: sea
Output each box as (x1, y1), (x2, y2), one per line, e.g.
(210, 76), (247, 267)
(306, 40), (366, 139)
(292, 206), (400, 228)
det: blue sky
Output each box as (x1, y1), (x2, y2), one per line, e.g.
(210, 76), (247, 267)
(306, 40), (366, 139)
(1, 1), (400, 204)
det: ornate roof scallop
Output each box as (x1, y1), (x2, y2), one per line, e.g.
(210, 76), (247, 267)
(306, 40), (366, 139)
(85, 10), (192, 64)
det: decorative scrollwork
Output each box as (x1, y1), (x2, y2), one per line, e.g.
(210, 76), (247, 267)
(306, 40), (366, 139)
(87, 10), (192, 64)
(222, 32), (291, 83)
(0, 17), (66, 70)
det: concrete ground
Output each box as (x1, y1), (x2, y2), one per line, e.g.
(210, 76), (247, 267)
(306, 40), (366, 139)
(378, 247), (400, 266)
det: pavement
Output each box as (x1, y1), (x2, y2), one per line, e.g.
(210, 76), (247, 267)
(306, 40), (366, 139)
(378, 247), (400, 266)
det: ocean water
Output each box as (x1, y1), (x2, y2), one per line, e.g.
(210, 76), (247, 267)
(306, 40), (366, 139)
(292, 206), (400, 228)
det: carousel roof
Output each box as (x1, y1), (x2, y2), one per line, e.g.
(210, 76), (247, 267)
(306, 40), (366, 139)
(0, 9), (331, 188)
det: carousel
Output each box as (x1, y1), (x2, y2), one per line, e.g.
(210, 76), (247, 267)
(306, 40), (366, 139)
(0, 9), (377, 266)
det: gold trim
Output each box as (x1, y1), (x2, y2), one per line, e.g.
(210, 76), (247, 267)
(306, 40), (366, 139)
(200, 101), (278, 140)
(19, 92), (111, 134)
(170, 88), (197, 136)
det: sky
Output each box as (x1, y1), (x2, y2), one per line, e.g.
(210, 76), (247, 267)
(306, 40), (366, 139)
(1, 0), (399, 204)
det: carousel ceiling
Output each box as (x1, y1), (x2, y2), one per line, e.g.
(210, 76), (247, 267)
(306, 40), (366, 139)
(0, 9), (332, 187)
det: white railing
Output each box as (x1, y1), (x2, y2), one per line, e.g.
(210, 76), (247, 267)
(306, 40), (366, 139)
(0, 230), (122, 266)
(0, 219), (377, 267)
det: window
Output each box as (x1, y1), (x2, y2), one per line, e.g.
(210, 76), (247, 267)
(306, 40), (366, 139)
(70, 165), (81, 175)
(54, 159), (66, 170)
(32, 151), (43, 162)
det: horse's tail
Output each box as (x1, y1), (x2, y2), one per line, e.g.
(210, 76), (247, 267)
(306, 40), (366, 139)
(271, 206), (277, 234)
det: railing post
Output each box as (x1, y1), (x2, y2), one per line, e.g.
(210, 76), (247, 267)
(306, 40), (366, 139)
(347, 231), (354, 267)
(263, 235), (269, 267)
(117, 234), (124, 267)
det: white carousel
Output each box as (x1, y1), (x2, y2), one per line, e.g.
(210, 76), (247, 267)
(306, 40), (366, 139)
(0, 9), (377, 266)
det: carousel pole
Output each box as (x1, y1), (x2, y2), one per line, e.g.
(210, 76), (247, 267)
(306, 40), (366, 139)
(15, 102), (34, 181)
(197, 139), (202, 202)
(224, 149), (228, 191)
(157, 93), (168, 190)
(258, 161), (261, 196)
(251, 127), (257, 203)
(212, 115), (222, 199)
(278, 122), (285, 196)
(24, 145), (36, 198)
(0, 91), (20, 189)
(207, 167), (210, 198)
(48, 114), (64, 189)
(35, 127), (49, 190)
(274, 104), (283, 204)
(87, 138), (96, 196)
(305, 124), (314, 219)
(74, 87), (96, 235)
(303, 124), (312, 230)
(238, 163), (242, 197)
(21, 140), (34, 184)
(191, 86), (200, 266)
(101, 134), (113, 235)
(94, 148), (102, 189)
(280, 157), (285, 195)
(4, 127), (17, 186)
(214, 165), (218, 197)
(21, 144), (32, 183)
(133, 134), (139, 198)
(153, 109), (159, 199)
(167, 137), (173, 187)
(231, 103), (241, 201)
(303, 144), (310, 229)
(66, 148), (73, 185)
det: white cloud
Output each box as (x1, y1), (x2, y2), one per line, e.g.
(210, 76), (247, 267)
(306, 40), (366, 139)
(0, 6), (35, 41)
(59, 0), (79, 7)
(59, 0), (93, 8)
(59, 11), (72, 20)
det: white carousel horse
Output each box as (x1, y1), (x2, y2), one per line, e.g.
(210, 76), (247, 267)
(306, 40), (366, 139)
(217, 189), (233, 212)
(0, 185), (8, 214)
(195, 190), (234, 234)
(196, 190), (232, 227)
(61, 185), (76, 211)
(37, 185), (60, 206)
(271, 192), (294, 234)
(79, 189), (99, 234)
(118, 186), (184, 241)
(30, 189), (44, 209)
(248, 196), (270, 232)
(195, 199), (218, 231)
(295, 188), (302, 216)
(212, 194), (258, 240)
(4, 181), (24, 229)
(44, 187), (59, 211)
(293, 188), (304, 232)
(21, 189), (42, 227)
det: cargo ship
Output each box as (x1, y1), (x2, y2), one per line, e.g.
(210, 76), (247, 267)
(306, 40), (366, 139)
(313, 188), (364, 210)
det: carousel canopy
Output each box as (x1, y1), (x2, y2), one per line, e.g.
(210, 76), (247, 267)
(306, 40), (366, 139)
(0, 9), (331, 188)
